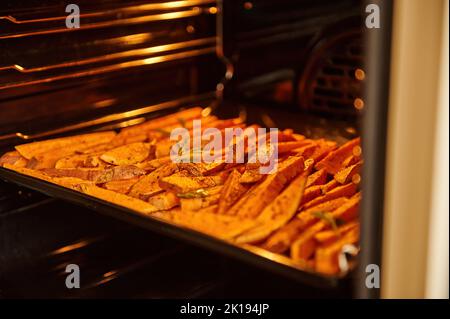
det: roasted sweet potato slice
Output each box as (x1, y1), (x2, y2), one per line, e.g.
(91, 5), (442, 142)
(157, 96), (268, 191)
(315, 226), (360, 275)
(128, 163), (178, 200)
(73, 183), (160, 214)
(315, 137), (361, 174)
(302, 182), (357, 210)
(147, 191), (180, 211)
(15, 131), (116, 160)
(41, 165), (145, 184)
(159, 175), (225, 193)
(309, 139), (338, 162)
(234, 165), (311, 244)
(179, 186), (223, 212)
(263, 197), (348, 254)
(103, 177), (140, 194)
(306, 169), (327, 187)
(227, 156), (304, 218)
(100, 142), (151, 165)
(300, 185), (323, 206)
(334, 161), (363, 184)
(314, 220), (359, 244)
(0, 151), (27, 167)
(290, 193), (361, 261)
(117, 107), (203, 139)
(218, 170), (249, 214)
(154, 208), (257, 240)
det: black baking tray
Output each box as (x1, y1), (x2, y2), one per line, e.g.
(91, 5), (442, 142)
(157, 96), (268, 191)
(0, 103), (358, 289)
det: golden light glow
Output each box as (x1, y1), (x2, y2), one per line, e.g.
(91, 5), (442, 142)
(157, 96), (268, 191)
(353, 145), (362, 157)
(355, 68), (366, 81)
(208, 6), (218, 14)
(352, 174), (361, 185)
(94, 99), (116, 108)
(50, 240), (91, 255)
(354, 98), (364, 110)
(186, 25), (195, 33)
(244, 2), (253, 10)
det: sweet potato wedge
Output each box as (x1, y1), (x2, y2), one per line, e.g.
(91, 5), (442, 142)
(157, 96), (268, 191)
(117, 107), (203, 138)
(315, 137), (360, 174)
(227, 156), (304, 218)
(234, 165), (311, 244)
(154, 208), (257, 240)
(217, 170), (249, 215)
(334, 161), (363, 184)
(179, 186), (223, 212)
(263, 197), (348, 254)
(15, 131), (116, 160)
(315, 226), (360, 275)
(290, 193), (361, 261)
(147, 191), (180, 211)
(0, 151), (27, 167)
(128, 163), (178, 200)
(306, 169), (327, 187)
(159, 175), (225, 194)
(103, 177), (140, 194)
(73, 183), (160, 214)
(100, 142), (151, 165)
(302, 182), (358, 210)
(314, 220), (359, 244)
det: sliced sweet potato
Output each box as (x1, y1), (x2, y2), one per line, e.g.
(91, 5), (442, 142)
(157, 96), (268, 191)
(154, 208), (257, 240)
(103, 177), (140, 194)
(302, 182), (357, 210)
(334, 161), (363, 184)
(0, 151), (27, 167)
(234, 165), (311, 244)
(179, 186), (223, 212)
(309, 139), (338, 162)
(100, 142), (151, 165)
(290, 193), (361, 261)
(306, 169), (327, 187)
(73, 183), (160, 214)
(15, 131), (116, 160)
(128, 163), (178, 200)
(147, 191), (180, 211)
(218, 170), (249, 214)
(300, 185), (323, 206)
(315, 226), (360, 275)
(263, 197), (348, 254)
(320, 179), (340, 194)
(117, 107), (203, 138)
(227, 156), (304, 218)
(314, 220), (359, 244)
(159, 175), (225, 194)
(41, 165), (145, 184)
(315, 137), (360, 174)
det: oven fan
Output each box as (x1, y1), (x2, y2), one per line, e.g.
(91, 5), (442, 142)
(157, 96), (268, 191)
(298, 30), (364, 117)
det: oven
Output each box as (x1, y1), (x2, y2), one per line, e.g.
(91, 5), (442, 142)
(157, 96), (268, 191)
(0, 0), (448, 299)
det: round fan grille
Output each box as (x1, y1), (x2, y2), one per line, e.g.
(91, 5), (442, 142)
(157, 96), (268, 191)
(299, 30), (364, 117)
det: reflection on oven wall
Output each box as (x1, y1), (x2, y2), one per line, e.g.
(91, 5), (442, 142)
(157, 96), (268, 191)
(221, 0), (364, 119)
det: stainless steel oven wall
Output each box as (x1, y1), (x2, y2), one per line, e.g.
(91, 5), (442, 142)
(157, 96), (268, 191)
(0, 0), (222, 144)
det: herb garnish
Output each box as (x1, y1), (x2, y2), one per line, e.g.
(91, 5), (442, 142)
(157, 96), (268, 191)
(177, 189), (210, 199)
(312, 211), (345, 231)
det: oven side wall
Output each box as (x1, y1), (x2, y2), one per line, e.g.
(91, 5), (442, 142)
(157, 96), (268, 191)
(382, 0), (448, 299)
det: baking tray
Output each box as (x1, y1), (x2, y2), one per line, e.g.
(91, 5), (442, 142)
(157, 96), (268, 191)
(0, 104), (358, 289)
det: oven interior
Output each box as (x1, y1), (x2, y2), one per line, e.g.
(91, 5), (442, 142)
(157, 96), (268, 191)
(0, 0), (367, 298)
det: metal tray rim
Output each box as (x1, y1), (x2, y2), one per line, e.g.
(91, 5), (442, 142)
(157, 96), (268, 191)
(0, 162), (350, 290)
